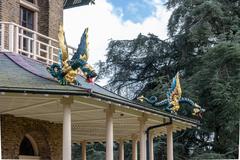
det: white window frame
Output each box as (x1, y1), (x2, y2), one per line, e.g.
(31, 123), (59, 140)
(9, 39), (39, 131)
(19, 0), (39, 31)
(19, 155), (41, 160)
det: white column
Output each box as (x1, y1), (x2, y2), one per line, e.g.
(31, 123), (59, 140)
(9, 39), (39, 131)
(14, 26), (19, 53)
(119, 139), (124, 160)
(106, 107), (114, 160)
(1, 24), (5, 50)
(32, 33), (37, 59)
(48, 40), (54, 64)
(30, 10), (37, 56)
(34, 12), (38, 32)
(132, 135), (138, 160)
(8, 23), (14, 52)
(81, 141), (87, 160)
(149, 132), (154, 160)
(167, 125), (173, 160)
(19, 29), (23, 51)
(61, 97), (73, 160)
(47, 40), (51, 64)
(139, 118), (147, 160)
(0, 115), (2, 160)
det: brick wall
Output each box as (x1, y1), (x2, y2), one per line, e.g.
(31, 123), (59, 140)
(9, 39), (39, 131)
(0, 0), (20, 49)
(1, 0), (20, 23)
(48, 0), (64, 39)
(0, 0), (2, 21)
(37, 0), (49, 36)
(0, 0), (63, 39)
(1, 114), (63, 160)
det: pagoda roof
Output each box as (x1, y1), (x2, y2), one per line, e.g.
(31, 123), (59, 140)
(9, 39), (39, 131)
(0, 52), (126, 100)
(0, 52), (200, 142)
(63, 0), (95, 9)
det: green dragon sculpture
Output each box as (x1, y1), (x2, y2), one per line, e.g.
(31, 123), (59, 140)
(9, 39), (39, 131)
(138, 73), (205, 118)
(47, 25), (97, 85)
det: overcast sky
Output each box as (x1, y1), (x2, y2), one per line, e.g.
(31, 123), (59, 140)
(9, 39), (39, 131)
(63, 0), (171, 65)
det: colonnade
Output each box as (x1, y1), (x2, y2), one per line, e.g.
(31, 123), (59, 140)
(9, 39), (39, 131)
(61, 97), (174, 160)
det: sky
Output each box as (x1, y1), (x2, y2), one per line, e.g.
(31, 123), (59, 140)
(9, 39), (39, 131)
(63, 0), (172, 65)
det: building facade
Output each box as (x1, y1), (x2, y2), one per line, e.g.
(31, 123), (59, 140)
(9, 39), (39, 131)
(0, 0), (69, 64)
(0, 0), (63, 39)
(0, 0), (64, 159)
(1, 115), (62, 159)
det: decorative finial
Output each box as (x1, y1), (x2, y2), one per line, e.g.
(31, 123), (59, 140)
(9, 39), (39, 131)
(47, 26), (97, 86)
(137, 72), (205, 118)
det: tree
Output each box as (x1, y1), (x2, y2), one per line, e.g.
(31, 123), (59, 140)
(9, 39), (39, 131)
(96, 0), (240, 159)
(97, 33), (175, 99)
(166, 0), (240, 76)
(188, 42), (240, 158)
(166, 0), (240, 158)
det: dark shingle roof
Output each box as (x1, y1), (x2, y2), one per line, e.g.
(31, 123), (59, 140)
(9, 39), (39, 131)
(0, 53), (127, 99)
(0, 53), (83, 91)
(64, 0), (94, 9)
(0, 52), (200, 125)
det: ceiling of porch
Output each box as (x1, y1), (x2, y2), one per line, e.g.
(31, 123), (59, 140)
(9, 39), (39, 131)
(0, 93), (195, 143)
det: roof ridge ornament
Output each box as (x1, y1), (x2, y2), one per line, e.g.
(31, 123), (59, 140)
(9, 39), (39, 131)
(47, 25), (97, 86)
(137, 72), (205, 118)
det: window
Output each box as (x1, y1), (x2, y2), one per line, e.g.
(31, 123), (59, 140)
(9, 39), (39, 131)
(19, 135), (40, 160)
(19, 136), (35, 156)
(20, 7), (34, 30)
(26, 0), (34, 3)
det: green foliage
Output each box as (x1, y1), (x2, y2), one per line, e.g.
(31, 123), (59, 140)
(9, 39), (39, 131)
(188, 42), (240, 158)
(96, 33), (175, 99)
(72, 143), (119, 160)
(190, 152), (225, 160)
(95, 0), (240, 159)
(166, 0), (240, 76)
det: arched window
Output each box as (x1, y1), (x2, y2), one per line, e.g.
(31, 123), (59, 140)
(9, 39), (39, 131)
(19, 136), (35, 155)
(19, 135), (39, 156)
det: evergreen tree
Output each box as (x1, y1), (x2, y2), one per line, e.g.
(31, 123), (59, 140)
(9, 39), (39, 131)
(96, 0), (240, 159)
(188, 42), (240, 158)
(97, 34), (174, 99)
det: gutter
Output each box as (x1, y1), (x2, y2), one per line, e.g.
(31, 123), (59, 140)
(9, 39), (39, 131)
(146, 118), (173, 160)
(92, 92), (200, 125)
(0, 87), (200, 126)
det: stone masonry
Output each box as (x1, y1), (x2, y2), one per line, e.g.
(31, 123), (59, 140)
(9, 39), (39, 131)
(0, 0), (2, 21)
(0, 0), (63, 39)
(1, 114), (63, 160)
(0, 1), (65, 159)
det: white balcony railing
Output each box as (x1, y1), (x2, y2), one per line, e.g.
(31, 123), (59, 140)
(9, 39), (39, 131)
(0, 22), (76, 64)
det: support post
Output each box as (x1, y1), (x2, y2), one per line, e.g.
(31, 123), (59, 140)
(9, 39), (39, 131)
(146, 119), (172, 160)
(139, 117), (147, 160)
(61, 96), (73, 160)
(19, 28), (23, 51)
(81, 141), (87, 160)
(149, 132), (154, 160)
(32, 33), (37, 59)
(14, 25), (19, 53)
(105, 107), (114, 160)
(0, 115), (2, 160)
(119, 139), (124, 160)
(1, 24), (5, 50)
(47, 40), (51, 64)
(132, 135), (138, 160)
(9, 23), (14, 52)
(167, 125), (173, 160)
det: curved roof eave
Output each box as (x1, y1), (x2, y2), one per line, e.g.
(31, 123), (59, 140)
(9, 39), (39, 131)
(0, 52), (200, 126)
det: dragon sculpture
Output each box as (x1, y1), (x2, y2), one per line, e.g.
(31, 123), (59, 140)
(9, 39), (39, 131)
(138, 72), (205, 118)
(47, 25), (97, 85)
